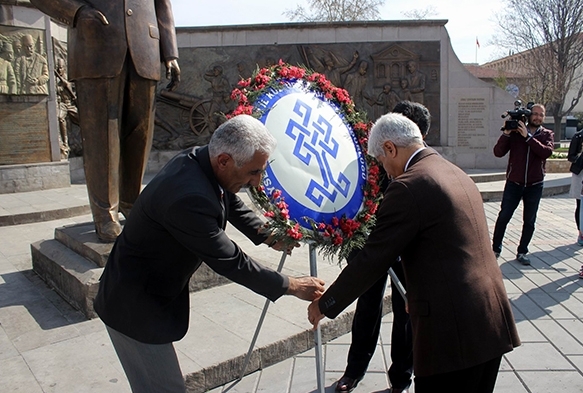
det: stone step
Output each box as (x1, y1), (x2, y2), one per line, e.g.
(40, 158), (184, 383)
(54, 222), (113, 267)
(31, 238), (102, 319)
(33, 221), (232, 319)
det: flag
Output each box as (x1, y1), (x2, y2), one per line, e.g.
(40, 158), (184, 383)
(476, 37), (480, 48)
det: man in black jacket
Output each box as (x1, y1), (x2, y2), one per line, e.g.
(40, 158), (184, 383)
(94, 115), (325, 392)
(567, 129), (583, 244)
(492, 104), (554, 265)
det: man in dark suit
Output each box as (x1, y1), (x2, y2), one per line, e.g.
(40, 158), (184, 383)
(30, 0), (181, 242)
(309, 113), (520, 392)
(93, 115), (325, 392)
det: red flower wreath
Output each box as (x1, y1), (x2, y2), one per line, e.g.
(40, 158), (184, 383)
(229, 60), (383, 261)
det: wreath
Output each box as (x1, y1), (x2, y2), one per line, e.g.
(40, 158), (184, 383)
(229, 60), (383, 261)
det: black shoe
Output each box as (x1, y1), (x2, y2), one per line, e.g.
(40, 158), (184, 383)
(335, 375), (363, 392)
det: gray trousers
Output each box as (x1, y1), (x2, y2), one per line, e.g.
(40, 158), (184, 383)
(106, 326), (186, 393)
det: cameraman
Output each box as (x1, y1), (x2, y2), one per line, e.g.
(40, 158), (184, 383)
(492, 103), (554, 265)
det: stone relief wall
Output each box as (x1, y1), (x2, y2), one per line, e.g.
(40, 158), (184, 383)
(152, 41), (441, 150)
(0, 26), (49, 96)
(0, 26), (52, 165)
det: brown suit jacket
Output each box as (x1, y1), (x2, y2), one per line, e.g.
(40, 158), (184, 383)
(30, 0), (178, 80)
(319, 149), (520, 377)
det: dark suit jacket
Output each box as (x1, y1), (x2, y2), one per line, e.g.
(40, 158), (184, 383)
(30, 0), (178, 80)
(93, 147), (289, 344)
(319, 149), (520, 377)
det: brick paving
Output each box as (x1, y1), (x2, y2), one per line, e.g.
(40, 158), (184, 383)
(2, 183), (583, 392)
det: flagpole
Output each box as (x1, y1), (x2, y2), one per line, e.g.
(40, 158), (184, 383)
(475, 36), (478, 64)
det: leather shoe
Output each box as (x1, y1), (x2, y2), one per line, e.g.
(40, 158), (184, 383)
(335, 375), (363, 392)
(95, 220), (122, 243)
(389, 388), (409, 393)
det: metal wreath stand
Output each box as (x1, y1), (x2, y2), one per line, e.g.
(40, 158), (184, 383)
(238, 244), (408, 393)
(238, 241), (326, 392)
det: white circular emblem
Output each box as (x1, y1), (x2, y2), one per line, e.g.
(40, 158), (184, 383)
(257, 81), (366, 227)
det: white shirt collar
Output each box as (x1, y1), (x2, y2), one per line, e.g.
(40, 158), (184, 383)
(404, 147), (427, 172)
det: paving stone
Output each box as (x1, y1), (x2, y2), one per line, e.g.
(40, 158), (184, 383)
(1, 180), (583, 393)
(22, 331), (130, 393)
(509, 293), (552, 320)
(532, 319), (583, 355)
(493, 370), (529, 393)
(528, 291), (577, 319)
(505, 342), (575, 371)
(515, 320), (547, 342)
(516, 370), (583, 392)
(255, 357), (294, 392)
(0, 355), (44, 393)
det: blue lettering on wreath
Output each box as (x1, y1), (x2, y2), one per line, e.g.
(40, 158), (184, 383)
(284, 98), (351, 207)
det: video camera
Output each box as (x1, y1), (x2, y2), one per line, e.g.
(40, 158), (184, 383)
(501, 100), (534, 131)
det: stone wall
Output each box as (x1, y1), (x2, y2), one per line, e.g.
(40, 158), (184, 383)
(0, 1), (70, 192)
(546, 159), (571, 173)
(0, 160), (70, 193)
(162, 21), (516, 170)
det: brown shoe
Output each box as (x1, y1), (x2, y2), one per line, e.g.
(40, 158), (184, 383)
(335, 375), (363, 392)
(95, 220), (122, 242)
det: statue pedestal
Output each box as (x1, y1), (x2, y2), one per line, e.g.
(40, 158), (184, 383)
(31, 222), (231, 319)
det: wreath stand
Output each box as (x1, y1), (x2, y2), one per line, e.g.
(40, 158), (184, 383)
(239, 242), (326, 393)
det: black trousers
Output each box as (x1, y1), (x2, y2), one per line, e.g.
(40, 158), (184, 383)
(414, 355), (502, 393)
(344, 260), (413, 390)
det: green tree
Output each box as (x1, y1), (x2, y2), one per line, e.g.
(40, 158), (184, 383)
(492, 0), (583, 140)
(284, 0), (385, 22)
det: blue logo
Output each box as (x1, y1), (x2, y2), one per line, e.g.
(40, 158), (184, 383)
(256, 81), (366, 228)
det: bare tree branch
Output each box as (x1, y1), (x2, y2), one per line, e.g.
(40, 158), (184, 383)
(284, 0), (386, 22)
(490, 0), (583, 136)
(401, 6), (438, 19)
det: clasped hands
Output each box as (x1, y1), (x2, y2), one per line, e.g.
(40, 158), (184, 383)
(287, 276), (325, 330)
(265, 236), (326, 329)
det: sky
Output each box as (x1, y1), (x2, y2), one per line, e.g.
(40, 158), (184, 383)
(170, 0), (506, 65)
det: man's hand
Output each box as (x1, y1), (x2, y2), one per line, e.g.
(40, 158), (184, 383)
(165, 59), (181, 91)
(286, 276), (325, 301)
(265, 235), (300, 255)
(76, 6), (108, 25)
(516, 120), (528, 138)
(308, 299), (325, 330)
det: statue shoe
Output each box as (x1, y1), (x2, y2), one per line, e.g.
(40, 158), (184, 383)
(95, 220), (122, 243)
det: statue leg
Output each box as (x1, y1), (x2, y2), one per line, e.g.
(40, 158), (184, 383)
(75, 74), (125, 242)
(118, 61), (157, 220)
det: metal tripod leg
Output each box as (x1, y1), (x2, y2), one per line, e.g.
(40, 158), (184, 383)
(239, 252), (287, 380)
(309, 243), (325, 393)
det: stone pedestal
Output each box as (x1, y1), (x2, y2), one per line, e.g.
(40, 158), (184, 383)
(31, 222), (231, 319)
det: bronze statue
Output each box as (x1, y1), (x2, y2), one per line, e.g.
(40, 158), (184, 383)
(30, 0), (181, 242)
